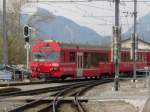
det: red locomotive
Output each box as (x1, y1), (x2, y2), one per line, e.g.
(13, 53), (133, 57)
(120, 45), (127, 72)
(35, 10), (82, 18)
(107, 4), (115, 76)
(31, 40), (150, 79)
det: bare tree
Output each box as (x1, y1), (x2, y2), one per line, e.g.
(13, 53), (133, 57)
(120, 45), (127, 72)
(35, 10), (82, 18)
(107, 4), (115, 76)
(7, 0), (27, 35)
(6, 0), (27, 64)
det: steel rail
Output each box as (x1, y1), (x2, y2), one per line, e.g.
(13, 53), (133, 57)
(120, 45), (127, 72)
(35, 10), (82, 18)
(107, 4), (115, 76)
(0, 85), (66, 97)
(0, 80), (95, 97)
(0, 80), (53, 87)
(74, 80), (112, 112)
(37, 80), (98, 112)
(8, 80), (98, 112)
(0, 78), (96, 87)
(39, 79), (112, 112)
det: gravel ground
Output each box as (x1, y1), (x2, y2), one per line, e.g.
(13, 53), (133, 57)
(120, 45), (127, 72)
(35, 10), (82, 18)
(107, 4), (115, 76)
(58, 103), (78, 112)
(84, 79), (148, 97)
(83, 78), (149, 112)
(0, 101), (26, 112)
(14, 83), (67, 91)
(0, 78), (148, 112)
(83, 101), (138, 112)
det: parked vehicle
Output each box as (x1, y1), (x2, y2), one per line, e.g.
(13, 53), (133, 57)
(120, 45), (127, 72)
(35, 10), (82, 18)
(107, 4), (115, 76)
(0, 70), (13, 81)
(0, 64), (30, 80)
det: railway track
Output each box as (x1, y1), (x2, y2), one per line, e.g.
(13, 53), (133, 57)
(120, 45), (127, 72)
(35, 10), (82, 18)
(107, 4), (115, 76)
(8, 79), (112, 112)
(0, 78), (97, 87)
(0, 80), (53, 87)
(57, 80), (110, 112)
(0, 78), (103, 97)
(0, 80), (94, 97)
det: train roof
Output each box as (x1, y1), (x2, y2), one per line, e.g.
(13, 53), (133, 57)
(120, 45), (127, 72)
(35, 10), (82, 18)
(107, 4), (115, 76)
(60, 42), (110, 50)
(33, 40), (150, 52)
(32, 40), (61, 52)
(43, 40), (111, 50)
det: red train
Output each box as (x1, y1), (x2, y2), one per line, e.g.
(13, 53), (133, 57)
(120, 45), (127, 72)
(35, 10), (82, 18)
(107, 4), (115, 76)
(31, 40), (150, 79)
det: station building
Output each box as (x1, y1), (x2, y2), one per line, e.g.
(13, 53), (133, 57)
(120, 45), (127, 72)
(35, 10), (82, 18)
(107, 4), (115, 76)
(121, 38), (150, 50)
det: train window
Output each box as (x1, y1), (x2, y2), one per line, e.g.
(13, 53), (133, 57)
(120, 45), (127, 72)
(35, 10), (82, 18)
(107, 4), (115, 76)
(138, 53), (142, 61)
(61, 51), (65, 63)
(124, 53), (126, 61)
(138, 53), (140, 61)
(47, 52), (59, 61)
(139, 53), (141, 61)
(142, 53), (146, 61)
(126, 52), (130, 62)
(99, 52), (108, 62)
(144, 53), (147, 61)
(121, 52), (123, 62)
(91, 52), (95, 67)
(70, 52), (75, 63)
(141, 53), (143, 61)
(121, 52), (125, 62)
(137, 53), (140, 61)
(99, 53), (102, 62)
(125, 53), (127, 61)
(33, 52), (46, 62)
(95, 53), (100, 67)
(142, 53), (144, 61)
(121, 52), (130, 62)
(105, 52), (109, 62)
(91, 52), (99, 67)
(84, 52), (89, 68)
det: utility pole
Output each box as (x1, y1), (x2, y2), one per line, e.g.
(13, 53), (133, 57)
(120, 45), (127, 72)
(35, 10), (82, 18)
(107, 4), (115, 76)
(3, 0), (8, 65)
(113, 0), (121, 91)
(131, 0), (137, 82)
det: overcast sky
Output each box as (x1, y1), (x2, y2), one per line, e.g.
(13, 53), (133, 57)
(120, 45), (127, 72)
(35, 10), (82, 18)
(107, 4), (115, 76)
(1, 0), (150, 36)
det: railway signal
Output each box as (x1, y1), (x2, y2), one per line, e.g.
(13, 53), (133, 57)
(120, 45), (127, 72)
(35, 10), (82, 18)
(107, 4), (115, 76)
(23, 25), (29, 37)
(23, 25), (31, 71)
(23, 25), (31, 42)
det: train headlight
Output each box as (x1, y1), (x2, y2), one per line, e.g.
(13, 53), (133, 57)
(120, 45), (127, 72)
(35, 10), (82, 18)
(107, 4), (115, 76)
(52, 67), (59, 71)
(52, 63), (59, 67)
(37, 68), (40, 71)
(49, 68), (53, 71)
(32, 67), (36, 71)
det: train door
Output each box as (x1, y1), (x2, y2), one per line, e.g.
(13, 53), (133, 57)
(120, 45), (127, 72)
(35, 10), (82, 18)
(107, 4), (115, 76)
(77, 52), (83, 77)
(147, 51), (150, 66)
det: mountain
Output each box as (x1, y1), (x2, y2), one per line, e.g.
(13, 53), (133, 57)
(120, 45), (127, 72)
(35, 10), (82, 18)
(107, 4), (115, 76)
(137, 13), (150, 42)
(123, 12), (150, 42)
(33, 16), (111, 45)
(21, 8), (111, 45)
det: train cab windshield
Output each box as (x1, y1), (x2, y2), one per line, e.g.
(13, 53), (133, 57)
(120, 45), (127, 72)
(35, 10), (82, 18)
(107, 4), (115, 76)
(33, 51), (59, 62)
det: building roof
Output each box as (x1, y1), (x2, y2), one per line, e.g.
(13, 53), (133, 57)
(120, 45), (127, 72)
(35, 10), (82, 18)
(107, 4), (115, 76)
(122, 38), (150, 45)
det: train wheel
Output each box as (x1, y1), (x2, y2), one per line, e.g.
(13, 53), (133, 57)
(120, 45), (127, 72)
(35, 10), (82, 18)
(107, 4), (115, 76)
(85, 77), (88, 79)
(60, 76), (66, 80)
(94, 76), (98, 79)
(99, 75), (105, 79)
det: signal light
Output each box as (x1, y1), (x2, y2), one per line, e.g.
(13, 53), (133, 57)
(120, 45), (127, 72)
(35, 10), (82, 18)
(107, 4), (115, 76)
(23, 25), (30, 37)
(23, 25), (31, 42)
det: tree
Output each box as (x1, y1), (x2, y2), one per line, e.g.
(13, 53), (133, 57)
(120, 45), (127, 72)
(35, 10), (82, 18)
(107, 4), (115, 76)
(0, 35), (3, 63)
(8, 0), (27, 64)
(8, 34), (26, 64)
(2, 0), (27, 64)
(7, 0), (27, 35)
